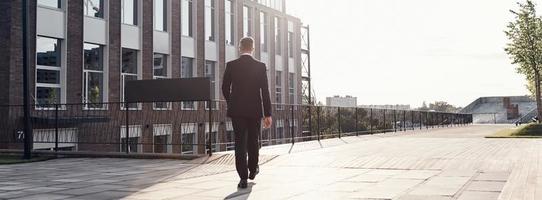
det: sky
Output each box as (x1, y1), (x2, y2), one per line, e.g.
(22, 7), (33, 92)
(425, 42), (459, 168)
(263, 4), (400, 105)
(285, 0), (542, 108)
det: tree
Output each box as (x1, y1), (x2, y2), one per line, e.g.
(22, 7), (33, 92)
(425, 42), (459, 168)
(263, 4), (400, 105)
(428, 101), (462, 113)
(505, 0), (542, 122)
(418, 101), (430, 111)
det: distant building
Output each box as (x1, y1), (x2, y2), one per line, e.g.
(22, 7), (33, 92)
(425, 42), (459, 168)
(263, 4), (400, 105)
(460, 96), (535, 124)
(326, 95), (357, 107)
(359, 104), (411, 110)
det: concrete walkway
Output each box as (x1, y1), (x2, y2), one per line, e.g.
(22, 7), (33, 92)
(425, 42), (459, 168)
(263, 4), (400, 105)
(1, 125), (541, 200)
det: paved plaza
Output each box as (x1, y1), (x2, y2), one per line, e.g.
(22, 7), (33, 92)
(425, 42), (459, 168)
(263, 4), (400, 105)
(1, 125), (542, 200)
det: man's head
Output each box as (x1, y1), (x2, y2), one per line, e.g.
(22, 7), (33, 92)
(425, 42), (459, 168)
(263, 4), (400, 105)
(239, 37), (255, 55)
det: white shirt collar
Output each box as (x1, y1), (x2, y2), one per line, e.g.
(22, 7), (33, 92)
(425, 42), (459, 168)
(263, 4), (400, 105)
(240, 53), (253, 57)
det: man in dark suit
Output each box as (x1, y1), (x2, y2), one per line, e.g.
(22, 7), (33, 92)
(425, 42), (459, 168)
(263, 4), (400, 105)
(222, 37), (273, 189)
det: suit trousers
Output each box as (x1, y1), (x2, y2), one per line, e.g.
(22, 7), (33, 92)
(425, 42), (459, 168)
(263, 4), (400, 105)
(232, 117), (261, 180)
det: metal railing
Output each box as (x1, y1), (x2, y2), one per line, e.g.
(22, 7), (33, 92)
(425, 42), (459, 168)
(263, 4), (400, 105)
(0, 102), (472, 156)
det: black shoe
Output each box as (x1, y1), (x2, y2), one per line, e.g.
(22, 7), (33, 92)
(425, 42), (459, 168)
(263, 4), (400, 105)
(238, 179), (247, 189)
(249, 167), (259, 180)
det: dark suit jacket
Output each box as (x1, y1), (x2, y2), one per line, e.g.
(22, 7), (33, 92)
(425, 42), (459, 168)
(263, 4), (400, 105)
(222, 55), (272, 119)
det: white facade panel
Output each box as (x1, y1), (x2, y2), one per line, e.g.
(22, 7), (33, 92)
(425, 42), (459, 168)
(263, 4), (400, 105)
(275, 55), (283, 70)
(225, 46), (237, 62)
(37, 7), (65, 38)
(121, 25), (141, 50)
(84, 17), (107, 45)
(288, 21), (294, 32)
(181, 37), (195, 58)
(288, 58), (295, 73)
(205, 42), (218, 61)
(261, 53), (270, 67)
(153, 31), (170, 54)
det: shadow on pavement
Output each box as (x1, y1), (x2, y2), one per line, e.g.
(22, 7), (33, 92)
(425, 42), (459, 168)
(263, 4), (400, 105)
(224, 182), (256, 200)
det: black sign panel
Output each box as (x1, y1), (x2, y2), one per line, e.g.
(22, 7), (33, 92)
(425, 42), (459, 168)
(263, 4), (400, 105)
(125, 78), (211, 103)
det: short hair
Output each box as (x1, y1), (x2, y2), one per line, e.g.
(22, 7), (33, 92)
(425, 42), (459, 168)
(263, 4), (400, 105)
(239, 37), (254, 52)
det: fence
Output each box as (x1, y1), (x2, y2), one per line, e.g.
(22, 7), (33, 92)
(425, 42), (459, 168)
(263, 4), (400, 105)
(0, 102), (472, 156)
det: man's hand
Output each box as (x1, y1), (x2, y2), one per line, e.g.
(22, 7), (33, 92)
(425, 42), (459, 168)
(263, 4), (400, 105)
(263, 117), (273, 128)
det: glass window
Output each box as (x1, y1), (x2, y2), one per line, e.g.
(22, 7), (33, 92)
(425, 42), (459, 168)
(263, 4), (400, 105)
(260, 12), (268, 52)
(225, 0), (235, 45)
(205, 61), (217, 110)
(289, 73), (295, 105)
(154, 0), (167, 31)
(181, 57), (194, 78)
(205, 61), (216, 100)
(84, 0), (104, 18)
(243, 6), (252, 37)
(37, 37), (61, 67)
(121, 48), (139, 109)
(121, 0), (138, 25)
(153, 53), (168, 78)
(36, 87), (61, 107)
(38, 0), (61, 9)
(288, 31), (294, 58)
(181, 57), (196, 110)
(153, 124), (172, 153)
(182, 0), (193, 37)
(274, 17), (281, 55)
(83, 43), (105, 109)
(276, 71), (282, 107)
(206, 123), (219, 152)
(120, 126), (141, 153)
(205, 0), (216, 41)
(153, 53), (170, 110)
(36, 69), (60, 84)
(181, 123), (197, 154)
(36, 36), (63, 108)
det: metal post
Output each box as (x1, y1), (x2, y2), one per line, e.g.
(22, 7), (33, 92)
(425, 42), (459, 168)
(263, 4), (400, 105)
(369, 108), (373, 134)
(306, 25), (312, 107)
(291, 105), (295, 144)
(393, 110), (397, 132)
(308, 105), (312, 139)
(355, 108), (359, 136)
(337, 107), (341, 138)
(125, 103), (129, 154)
(317, 106), (321, 141)
(419, 112), (423, 130)
(383, 110), (386, 132)
(411, 111), (414, 130)
(55, 104), (59, 152)
(425, 112), (429, 129)
(402, 110), (406, 132)
(22, 0), (33, 159)
(208, 100), (213, 156)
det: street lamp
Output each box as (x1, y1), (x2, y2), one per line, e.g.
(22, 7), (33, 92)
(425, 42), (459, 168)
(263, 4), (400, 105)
(22, 0), (33, 159)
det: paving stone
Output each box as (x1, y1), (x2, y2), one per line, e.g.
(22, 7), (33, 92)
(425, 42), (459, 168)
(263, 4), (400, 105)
(11, 193), (73, 200)
(393, 170), (441, 180)
(408, 176), (471, 196)
(344, 173), (390, 183)
(398, 195), (453, 200)
(0, 191), (37, 199)
(321, 182), (375, 192)
(457, 191), (501, 200)
(22, 186), (69, 193)
(0, 126), (534, 200)
(52, 186), (111, 196)
(70, 191), (134, 200)
(475, 172), (510, 182)
(0, 185), (34, 191)
(466, 180), (505, 192)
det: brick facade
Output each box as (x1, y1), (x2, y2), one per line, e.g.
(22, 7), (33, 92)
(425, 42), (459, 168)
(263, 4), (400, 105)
(0, 0), (304, 154)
